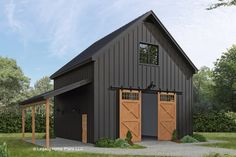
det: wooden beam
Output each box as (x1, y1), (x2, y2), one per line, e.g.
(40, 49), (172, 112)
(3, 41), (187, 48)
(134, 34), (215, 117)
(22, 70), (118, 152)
(45, 99), (50, 148)
(22, 109), (25, 139)
(32, 106), (35, 144)
(20, 100), (46, 108)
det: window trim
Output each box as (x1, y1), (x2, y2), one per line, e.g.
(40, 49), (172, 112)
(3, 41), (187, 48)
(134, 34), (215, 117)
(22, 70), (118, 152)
(138, 42), (159, 66)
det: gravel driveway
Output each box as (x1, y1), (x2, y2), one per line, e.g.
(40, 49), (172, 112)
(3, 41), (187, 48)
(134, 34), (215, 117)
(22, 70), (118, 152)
(26, 138), (236, 157)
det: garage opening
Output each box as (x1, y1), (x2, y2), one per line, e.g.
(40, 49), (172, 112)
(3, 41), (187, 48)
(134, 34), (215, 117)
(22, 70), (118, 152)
(118, 88), (177, 142)
(141, 93), (158, 139)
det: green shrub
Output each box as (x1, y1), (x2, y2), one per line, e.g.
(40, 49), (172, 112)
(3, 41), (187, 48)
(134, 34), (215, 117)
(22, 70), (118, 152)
(192, 133), (207, 142)
(125, 130), (133, 145)
(172, 130), (177, 141)
(95, 138), (115, 148)
(193, 111), (236, 132)
(95, 138), (145, 149)
(0, 106), (54, 133)
(0, 142), (8, 157)
(180, 135), (198, 143)
(114, 138), (130, 148)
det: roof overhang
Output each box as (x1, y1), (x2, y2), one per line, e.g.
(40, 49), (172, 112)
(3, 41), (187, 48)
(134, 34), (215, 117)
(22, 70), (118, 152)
(50, 58), (93, 79)
(50, 10), (198, 79)
(19, 79), (91, 106)
(145, 11), (198, 73)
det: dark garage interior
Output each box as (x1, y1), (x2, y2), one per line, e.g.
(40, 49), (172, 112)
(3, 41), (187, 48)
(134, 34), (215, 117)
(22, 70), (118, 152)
(54, 84), (94, 142)
(141, 93), (158, 138)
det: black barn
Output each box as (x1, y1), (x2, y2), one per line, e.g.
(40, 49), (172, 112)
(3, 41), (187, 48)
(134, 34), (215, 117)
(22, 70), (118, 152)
(21, 10), (197, 144)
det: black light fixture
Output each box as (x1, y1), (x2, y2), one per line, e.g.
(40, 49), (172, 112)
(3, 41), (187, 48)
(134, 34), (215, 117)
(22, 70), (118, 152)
(146, 81), (156, 90)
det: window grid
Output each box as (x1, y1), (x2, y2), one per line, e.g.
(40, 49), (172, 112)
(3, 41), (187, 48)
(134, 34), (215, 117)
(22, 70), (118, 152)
(160, 95), (175, 102)
(122, 92), (139, 100)
(139, 43), (159, 65)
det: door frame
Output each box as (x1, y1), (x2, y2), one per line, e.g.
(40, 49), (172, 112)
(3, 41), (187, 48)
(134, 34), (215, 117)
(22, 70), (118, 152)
(118, 89), (177, 141)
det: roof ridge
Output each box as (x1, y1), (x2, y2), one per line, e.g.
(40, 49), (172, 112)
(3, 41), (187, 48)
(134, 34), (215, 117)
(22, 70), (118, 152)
(50, 11), (151, 79)
(50, 10), (197, 79)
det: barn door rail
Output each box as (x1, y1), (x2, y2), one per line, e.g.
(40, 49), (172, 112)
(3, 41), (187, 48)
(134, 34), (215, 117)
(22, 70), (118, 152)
(109, 86), (182, 95)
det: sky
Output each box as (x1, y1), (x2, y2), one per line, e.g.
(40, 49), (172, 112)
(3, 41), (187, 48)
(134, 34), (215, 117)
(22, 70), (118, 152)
(0, 0), (236, 86)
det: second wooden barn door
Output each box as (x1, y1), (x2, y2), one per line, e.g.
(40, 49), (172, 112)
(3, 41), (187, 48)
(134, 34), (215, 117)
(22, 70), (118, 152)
(158, 92), (176, 140)
(119, 90), (141, 142)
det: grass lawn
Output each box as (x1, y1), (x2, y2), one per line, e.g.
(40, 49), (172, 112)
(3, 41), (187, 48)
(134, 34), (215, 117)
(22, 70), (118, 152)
(198, 132), (236, 150)
(0, 133), (164, 157)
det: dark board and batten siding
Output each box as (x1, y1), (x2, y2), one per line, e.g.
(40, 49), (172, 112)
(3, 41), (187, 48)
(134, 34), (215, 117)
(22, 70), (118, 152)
(54, 63), (94, 89)
(93, 21), (193, 141)
(54, 63), (94, 143)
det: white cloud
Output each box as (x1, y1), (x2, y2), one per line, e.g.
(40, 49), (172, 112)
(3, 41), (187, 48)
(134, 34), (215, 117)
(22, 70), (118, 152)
(2, 0), (236, 68)
(3, 0), (86, 57)
(35, 0), (84, 57)
(163, 0), (236, 68)
(4, 0), (22, 32)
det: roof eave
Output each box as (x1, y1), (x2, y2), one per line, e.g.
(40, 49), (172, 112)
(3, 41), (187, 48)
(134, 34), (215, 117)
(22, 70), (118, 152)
(149, 11), (198, 73)
(19, 79), (92, 106)
(50, 10), (198, 78)
(50, 58), (93, 79)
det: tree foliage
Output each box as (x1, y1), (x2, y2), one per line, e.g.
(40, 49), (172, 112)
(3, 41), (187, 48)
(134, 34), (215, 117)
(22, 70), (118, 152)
(30, 76), (54, 113)
(207, 0), (236, 10)
(193, 111), (236, 132)
(193, 66), (214, 112)
(0, 57), (30, 107)
(0, 106), (53, 133)
(193, 45), (236, 112)
(212, 45), (236, 111)
(0, 57), (54, 133)
(31, 76), (53, 96)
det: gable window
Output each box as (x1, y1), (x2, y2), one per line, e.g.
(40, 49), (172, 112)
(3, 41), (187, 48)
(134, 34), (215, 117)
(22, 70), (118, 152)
(139, 43), (159, 65)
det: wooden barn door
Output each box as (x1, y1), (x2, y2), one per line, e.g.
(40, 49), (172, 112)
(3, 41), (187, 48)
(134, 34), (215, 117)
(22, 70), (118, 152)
(158, 92), (176, 140)
(119, 90), (141, 142)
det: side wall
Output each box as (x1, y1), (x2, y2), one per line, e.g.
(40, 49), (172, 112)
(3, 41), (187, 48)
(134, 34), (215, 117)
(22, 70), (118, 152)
(93, 21), (193, 141)
(54, 63), (94, 143)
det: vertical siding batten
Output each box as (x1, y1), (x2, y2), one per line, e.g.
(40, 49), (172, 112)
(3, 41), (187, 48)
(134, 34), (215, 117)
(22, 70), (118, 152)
(104, 51), (109, 137)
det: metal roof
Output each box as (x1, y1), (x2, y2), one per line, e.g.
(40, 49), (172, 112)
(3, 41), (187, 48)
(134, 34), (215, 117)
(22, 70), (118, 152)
(19, 79), (91, 106)
(50, 10), (197, 79)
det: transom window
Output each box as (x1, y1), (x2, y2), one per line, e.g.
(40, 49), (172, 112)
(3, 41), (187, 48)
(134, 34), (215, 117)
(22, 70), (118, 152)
(160, 95), (175, 102)
(122, 92), (139, 100)
(139, 43), (159, 65)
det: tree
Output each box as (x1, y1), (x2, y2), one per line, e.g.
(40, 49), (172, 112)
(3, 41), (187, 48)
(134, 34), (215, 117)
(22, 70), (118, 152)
(212, 45), (236, 111)
(29, 76), (53, 114)
(207, 0), (236, 10)
(32, 76), (53, 96)
(193, 66), (214, 112)
(0, 57), (30, 107)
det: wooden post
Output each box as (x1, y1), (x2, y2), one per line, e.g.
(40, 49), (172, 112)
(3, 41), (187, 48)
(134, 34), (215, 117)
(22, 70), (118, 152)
(32, 106), (35, 144)
(45, 99), (50, 148)
(82, 114), (87, 143)
(22, 108), (25, 139)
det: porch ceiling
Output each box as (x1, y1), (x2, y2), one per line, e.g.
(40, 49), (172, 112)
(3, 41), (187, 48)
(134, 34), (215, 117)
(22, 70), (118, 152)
(19, 79), (92, 106)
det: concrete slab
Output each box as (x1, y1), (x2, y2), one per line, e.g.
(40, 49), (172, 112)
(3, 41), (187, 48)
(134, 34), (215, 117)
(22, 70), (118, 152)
(25, 138), (236, 157)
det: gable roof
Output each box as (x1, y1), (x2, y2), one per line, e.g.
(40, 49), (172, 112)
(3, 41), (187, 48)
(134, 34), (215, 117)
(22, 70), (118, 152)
(50, 10), (197, 79)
